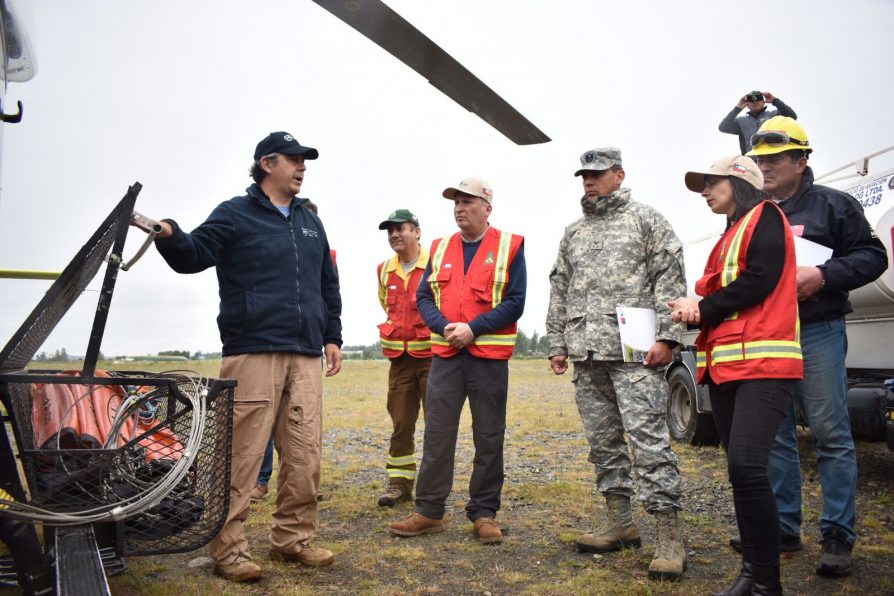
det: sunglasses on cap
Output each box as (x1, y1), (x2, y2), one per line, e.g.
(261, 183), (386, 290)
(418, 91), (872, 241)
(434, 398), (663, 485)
(750, 131), (810, 148)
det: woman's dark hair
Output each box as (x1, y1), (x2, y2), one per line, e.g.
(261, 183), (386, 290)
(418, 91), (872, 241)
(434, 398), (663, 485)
(727, 176), (765, 226)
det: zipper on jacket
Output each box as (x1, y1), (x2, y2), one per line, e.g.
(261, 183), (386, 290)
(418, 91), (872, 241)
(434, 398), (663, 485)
(288, 216), (303, 332)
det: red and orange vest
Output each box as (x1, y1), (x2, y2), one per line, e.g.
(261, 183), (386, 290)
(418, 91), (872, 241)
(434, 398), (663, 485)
(377, 251), (431, 358)
(695, 201), (803, 384)
(427, 227), (523, 360)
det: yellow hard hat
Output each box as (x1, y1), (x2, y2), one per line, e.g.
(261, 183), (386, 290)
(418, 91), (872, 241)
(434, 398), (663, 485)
(746, 116), (812, 156)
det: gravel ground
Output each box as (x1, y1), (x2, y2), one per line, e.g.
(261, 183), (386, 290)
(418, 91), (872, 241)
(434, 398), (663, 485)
(97, 425), (894, 595)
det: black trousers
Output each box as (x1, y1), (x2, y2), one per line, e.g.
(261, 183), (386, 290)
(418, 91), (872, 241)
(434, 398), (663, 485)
(414, 352), (508, 522)
(709, 378), (794, 569)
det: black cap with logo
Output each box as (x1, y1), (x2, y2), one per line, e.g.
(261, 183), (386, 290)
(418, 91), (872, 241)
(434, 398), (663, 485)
(254, 131), (319, 161)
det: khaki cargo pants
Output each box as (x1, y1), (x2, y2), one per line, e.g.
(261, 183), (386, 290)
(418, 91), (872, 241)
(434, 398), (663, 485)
(208, 352), (323, 565)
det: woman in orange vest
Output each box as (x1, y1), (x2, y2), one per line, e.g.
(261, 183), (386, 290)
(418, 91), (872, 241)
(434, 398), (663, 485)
(669, 155), (802, 596)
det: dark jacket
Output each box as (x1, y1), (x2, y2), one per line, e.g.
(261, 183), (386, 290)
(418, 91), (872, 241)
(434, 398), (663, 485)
(779, 167), (888, 324)
(155, 183), (342, 357)
(718, 99), (797, 155)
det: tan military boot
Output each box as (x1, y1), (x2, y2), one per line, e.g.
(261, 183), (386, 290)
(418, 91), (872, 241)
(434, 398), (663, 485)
(648, 510), (687, 580)
(576, 494), (641, 553)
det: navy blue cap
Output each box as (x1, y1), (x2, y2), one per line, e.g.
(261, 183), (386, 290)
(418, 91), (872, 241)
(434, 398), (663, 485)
(254, 131), (319, 161)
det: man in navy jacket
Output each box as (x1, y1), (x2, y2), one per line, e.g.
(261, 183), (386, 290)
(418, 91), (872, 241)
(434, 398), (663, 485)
(152, 131), (342, 582)
(744, 117), (887, 578)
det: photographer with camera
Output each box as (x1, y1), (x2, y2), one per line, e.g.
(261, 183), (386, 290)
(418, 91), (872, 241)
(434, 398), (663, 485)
(719, 90), (798, 154)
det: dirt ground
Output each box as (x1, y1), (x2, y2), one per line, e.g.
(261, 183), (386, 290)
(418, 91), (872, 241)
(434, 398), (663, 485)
(4, 360), (893, 595)
(108, 430), (894, 595)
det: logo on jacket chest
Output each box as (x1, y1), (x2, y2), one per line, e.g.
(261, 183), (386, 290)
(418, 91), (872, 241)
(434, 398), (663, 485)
(302, 227), (319, 238)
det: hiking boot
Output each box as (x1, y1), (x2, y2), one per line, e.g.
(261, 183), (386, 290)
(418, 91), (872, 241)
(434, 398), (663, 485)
(815, 529), (854, 577)
(213, 552), (262, 582)
(473, 517), (503, 544)
(576, 494), (641, 553)
(377, 483), (411, 508)
(270, 543), (334, 568)
(248, 483), (268, 503)
(729, 531), (801, 553)
(648, 510), (687, 581)
(388, 512), (445, 537)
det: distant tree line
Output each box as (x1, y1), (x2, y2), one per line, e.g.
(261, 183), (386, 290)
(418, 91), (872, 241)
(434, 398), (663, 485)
(34, 348), (78, 362)
(30, 337), (551, 363)
(31, 349), (222, 362)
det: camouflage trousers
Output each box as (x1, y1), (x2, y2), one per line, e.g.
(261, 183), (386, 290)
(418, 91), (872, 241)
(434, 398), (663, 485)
(572, 360), (682, 513)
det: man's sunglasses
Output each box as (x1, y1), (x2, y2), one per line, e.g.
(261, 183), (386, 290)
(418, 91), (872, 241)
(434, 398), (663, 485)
(750, 131), (810, 148)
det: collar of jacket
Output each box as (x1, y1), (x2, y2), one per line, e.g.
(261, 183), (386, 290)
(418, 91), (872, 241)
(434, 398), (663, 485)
(580, 187), (631, 217)
(383, 246), (430, 276)
(245, 183), (309, 213)
(777, 166), (815, 212)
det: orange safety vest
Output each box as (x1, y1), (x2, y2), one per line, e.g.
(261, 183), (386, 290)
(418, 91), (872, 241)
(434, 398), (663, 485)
(695, 201), (803, 384)
(427, 227), (523, 360)
(377, 253), (432, 358)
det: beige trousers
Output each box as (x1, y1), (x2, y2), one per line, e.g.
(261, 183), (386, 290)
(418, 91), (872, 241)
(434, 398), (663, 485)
(208, 352), (323, 564)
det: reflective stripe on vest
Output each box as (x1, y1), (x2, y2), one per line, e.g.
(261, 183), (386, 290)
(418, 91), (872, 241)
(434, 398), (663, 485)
(719, 206), (759, 321)
(429, 237), (451, 310)
(429, 331), (518, 347)
(709, 340), (803, 364)
(492, 231), (513, 306)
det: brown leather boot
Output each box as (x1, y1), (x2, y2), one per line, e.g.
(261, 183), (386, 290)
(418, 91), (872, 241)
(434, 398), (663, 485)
(473, 517), (503, 544)
(378, 482), (411, 507)
(388, 512), (445, 537)
(248, 483), (268, 503)
(576, 494), (641, 553)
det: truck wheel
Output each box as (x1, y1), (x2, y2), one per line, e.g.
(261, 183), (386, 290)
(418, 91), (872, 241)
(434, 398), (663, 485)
(666, 366), (718, 446)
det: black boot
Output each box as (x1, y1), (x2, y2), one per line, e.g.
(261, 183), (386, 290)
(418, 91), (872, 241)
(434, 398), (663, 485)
(710, 562), (753, 596)
(751, 564), (782, 596)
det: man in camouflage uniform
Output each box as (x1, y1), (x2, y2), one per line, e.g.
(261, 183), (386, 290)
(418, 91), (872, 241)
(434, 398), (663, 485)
(546, 147), (688, 580)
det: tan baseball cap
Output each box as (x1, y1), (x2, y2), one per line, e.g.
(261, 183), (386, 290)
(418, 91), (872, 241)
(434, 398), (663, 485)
(684, 155), (763, 193)
(442, 177), (494, 204)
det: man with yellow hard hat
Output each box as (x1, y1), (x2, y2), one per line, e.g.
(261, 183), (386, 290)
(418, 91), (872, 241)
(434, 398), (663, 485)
(737, 116), (887, 578)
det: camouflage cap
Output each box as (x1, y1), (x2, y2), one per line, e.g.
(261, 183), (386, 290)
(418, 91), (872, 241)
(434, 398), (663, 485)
(442, 177), (494, 204)
(378, 208), (420, 230)
(574, 147), (622, 177)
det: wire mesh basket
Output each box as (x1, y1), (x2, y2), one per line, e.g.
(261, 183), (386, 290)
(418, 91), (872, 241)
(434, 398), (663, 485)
(2, 371), (233, 556)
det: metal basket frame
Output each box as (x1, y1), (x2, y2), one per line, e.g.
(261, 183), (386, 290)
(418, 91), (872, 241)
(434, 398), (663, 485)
(0, 183), (235, 594)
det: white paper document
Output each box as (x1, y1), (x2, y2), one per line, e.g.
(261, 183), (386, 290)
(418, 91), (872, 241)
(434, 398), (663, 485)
(793, 236), (833, 267)
(616, 306), (657, 363)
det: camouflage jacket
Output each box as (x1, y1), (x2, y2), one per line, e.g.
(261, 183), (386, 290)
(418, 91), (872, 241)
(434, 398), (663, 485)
(546, 188), (685, 362)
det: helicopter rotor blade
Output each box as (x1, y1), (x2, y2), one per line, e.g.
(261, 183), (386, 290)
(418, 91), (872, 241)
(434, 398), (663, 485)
(310, 0), (550, 145)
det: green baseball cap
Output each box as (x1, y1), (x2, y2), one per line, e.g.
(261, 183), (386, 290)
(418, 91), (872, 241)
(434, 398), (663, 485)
(378, 209), (420, 230)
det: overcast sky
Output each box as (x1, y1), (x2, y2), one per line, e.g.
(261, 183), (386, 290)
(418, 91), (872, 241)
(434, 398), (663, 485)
(1, 0), (893, 357)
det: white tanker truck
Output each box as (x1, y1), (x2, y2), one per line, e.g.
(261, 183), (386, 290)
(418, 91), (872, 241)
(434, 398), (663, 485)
(666, 147), (894, 451)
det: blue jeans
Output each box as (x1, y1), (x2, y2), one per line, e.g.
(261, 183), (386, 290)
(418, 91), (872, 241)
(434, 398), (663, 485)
(257, 438), (274, 485)
(767, 318), (857, 544)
